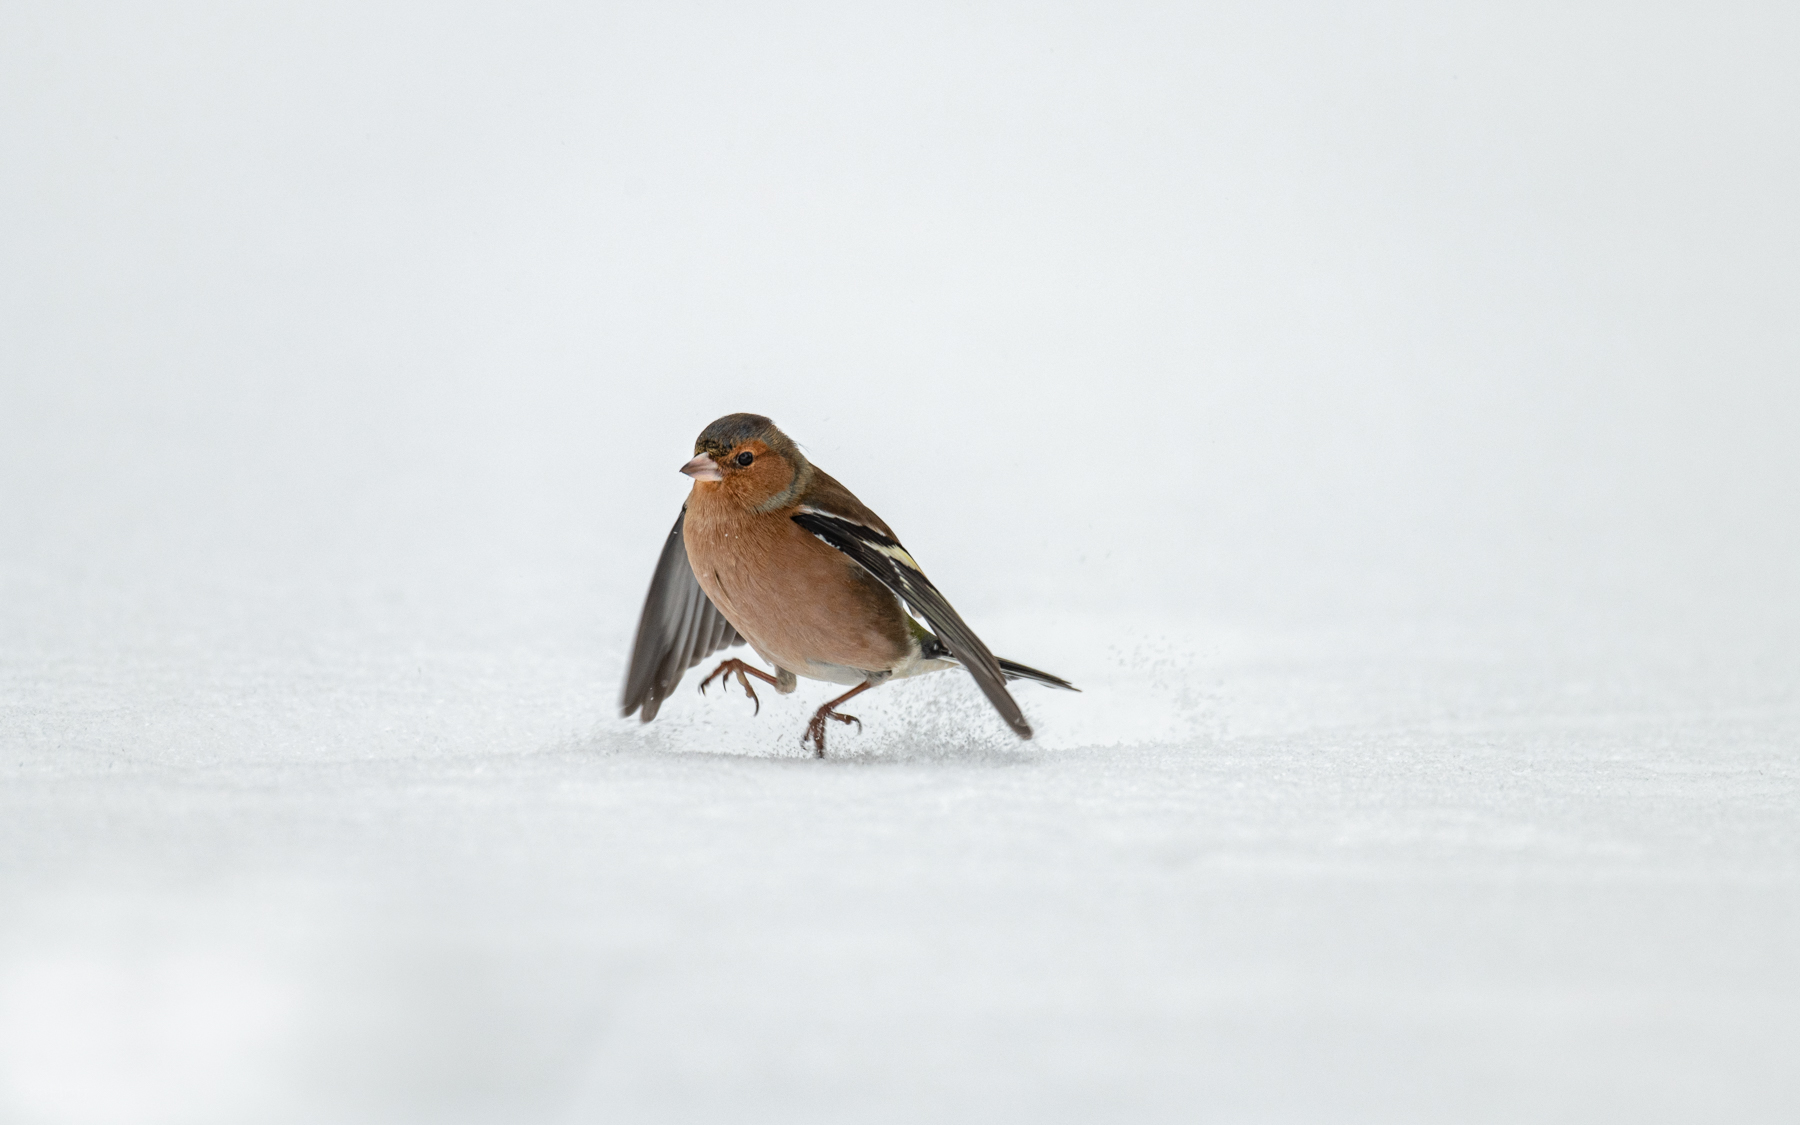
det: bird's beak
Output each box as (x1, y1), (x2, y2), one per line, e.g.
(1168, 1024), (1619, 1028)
(680, 453), (723, 482)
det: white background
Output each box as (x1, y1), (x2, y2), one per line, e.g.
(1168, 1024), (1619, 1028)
(3, 3), (1796, 1122)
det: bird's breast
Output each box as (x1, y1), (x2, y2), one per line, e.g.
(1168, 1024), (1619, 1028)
(682, 494), (912, 680)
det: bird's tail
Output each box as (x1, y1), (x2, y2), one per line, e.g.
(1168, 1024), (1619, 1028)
(996, 657), (1079, 692)
(920, 633), (1077, 692)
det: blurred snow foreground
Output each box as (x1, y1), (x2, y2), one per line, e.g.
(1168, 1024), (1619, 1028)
(3, 617), (1797, 1125)
(4, 2), (1800, 1123)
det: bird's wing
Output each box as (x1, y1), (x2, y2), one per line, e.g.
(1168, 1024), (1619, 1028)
(621, 506), (744, 721)
(791, 505), (1031, 739)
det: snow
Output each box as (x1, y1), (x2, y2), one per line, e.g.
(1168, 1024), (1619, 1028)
(4, 4), (1798, 1123)
(5, 633), (1797, 1124)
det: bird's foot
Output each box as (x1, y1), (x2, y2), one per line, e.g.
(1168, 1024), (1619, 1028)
(802, 705), (862, 758)
(699, 659), (779, 716)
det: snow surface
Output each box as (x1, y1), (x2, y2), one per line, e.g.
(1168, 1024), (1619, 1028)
(4, 4), (1799, 1123)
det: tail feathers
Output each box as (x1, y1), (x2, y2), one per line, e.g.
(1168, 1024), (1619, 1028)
(919, 634), (1077, 692)
(996, 657), (1079, 692)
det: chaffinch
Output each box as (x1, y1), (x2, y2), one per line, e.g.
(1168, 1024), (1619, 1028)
(621, 413), (1075, 755)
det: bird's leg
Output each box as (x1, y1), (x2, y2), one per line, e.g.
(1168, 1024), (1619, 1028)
(699, 659), (781, 716)
(803, 681), (876, 758)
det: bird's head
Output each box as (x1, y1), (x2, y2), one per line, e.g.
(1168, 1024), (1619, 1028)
(681, 412), (814, 511)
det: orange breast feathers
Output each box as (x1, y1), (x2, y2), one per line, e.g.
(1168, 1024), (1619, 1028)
(682, 492), (912, 677)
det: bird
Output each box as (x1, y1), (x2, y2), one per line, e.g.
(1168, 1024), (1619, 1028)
(621, 412), (1075, 756)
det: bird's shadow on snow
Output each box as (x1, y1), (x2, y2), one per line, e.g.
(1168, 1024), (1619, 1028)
(577, 636), (1223, 767)
(585, 674), (1048, 768)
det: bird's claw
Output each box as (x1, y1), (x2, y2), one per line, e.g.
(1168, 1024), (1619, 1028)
(699, 659), (767, 716)
(735, 669), (761, 716)
(802, 708), (861, 757)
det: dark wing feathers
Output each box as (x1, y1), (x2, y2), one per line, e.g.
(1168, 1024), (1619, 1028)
(620, 507), (743, 722)
(791, 508), (1034, 739)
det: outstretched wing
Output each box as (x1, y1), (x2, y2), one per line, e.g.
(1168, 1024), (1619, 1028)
(791, 506), (1032, 739)
(621, 506), (743, 722)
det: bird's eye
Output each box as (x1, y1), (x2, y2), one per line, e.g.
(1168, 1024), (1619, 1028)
(735, 451), (755, 467)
